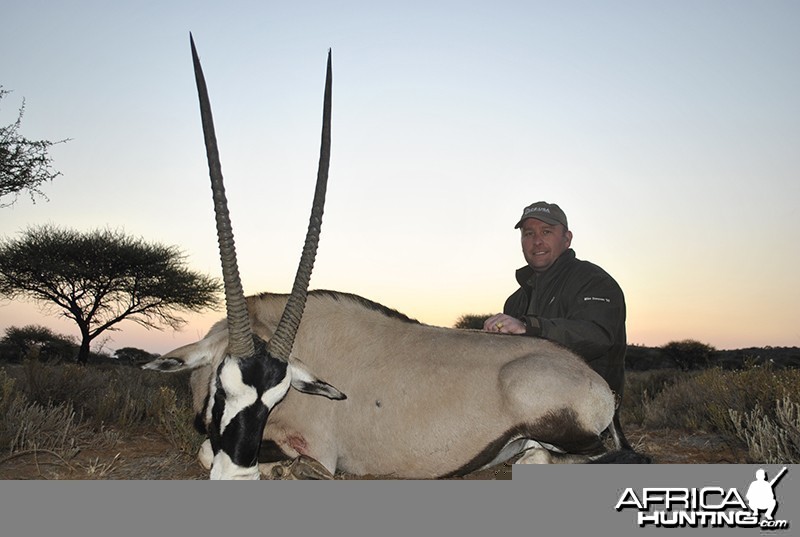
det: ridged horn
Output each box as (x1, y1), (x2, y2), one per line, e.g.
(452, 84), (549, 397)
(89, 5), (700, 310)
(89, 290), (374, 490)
(190, 34), (255, 360)
(268, 49), (332, 361)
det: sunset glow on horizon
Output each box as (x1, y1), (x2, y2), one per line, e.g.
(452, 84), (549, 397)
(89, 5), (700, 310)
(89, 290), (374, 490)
(2, 1), (799, 356)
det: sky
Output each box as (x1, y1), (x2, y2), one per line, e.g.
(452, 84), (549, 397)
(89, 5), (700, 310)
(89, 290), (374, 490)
(2, 0), (799, 354)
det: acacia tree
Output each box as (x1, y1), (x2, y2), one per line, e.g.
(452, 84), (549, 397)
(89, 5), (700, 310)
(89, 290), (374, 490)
(0, 225), (220, 364)
(0, 86), (67, 207)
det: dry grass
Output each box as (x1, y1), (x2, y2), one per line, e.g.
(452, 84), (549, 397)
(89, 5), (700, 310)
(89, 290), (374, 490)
(1, 359), (798, 478)
(0, 362), (202, 477)
(622, 365), (800, 463)
(730, 395), (800, 464)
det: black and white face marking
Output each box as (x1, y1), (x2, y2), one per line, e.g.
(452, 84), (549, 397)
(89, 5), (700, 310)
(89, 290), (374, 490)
(199, 331), (347, 480)
(208, 339), (291, 480)
(205, 354), (347, 479)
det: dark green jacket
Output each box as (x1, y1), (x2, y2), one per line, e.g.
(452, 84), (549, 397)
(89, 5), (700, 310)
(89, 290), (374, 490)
(503, 249), (627, 396)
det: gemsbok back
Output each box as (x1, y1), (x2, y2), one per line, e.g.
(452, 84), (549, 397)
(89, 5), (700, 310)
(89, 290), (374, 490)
(145, 38), (649, 479)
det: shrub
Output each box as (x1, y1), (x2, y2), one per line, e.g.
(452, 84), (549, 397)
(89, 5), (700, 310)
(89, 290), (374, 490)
(661, 339), (716, 371)
(453, 314), (491, 330)
(620, 369), (685, 425)
(0, 325), (78, 363)
(114, 347), (158, 366)
(153, 386), (204, 455)
(4, 398), (90, 457)
(730, 396), (800, 463)
(0, 362), (199, 462)
(639, 365), (800, 456)
(0, 368), (20, 445)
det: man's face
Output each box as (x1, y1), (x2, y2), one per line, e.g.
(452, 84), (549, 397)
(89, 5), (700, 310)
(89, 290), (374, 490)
(520, 218), (573, 273)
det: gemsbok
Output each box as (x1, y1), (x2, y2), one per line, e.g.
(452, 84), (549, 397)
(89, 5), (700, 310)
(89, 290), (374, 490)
(145, 37), (649, 479)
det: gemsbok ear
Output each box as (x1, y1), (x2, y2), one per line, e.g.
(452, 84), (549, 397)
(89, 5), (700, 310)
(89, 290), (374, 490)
(143, 325), (228, 372)
(289, 359), (347, 400)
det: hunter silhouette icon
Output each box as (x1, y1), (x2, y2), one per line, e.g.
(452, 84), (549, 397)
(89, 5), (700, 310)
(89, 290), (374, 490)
(746, 467), (787, 521)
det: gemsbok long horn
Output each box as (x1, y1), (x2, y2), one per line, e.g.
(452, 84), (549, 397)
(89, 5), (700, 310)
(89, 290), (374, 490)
(190, 34), (254, 360)
(269, 49), (332, 361)
(190, 34), (332, 362)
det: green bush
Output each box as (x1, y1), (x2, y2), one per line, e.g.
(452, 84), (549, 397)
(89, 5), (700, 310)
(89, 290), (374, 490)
(114, 347), (158, 366)
(153, 386), (204, 455)
(660, 339), (716, 371)
(0, 363), (199, 462)
(640, 365), (800, 443)
(4, 398), (90, 457)
(730, 395), (800, 463)
(0, 368), (20, 448)
(453, 314), (492, 330)
(620, 369), (685, 425)
(1, 325), (78, 363)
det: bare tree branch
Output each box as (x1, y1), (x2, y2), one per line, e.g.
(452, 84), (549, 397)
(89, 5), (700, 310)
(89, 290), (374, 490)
(0, 87), (69, 207)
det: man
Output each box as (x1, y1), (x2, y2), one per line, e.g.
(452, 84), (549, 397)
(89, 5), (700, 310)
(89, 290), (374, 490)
(484, 201), (628, 443)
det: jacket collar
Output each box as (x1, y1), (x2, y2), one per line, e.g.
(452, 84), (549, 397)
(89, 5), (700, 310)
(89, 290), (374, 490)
(515, 248), (576, 289)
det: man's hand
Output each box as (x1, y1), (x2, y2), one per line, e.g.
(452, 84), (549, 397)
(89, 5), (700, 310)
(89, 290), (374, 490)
(483, 314), (526, 334)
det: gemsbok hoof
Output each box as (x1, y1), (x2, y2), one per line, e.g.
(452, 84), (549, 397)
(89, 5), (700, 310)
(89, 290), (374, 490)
(270, 455), (334, 480)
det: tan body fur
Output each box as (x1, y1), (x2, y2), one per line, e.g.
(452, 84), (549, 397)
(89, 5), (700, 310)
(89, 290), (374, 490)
(159, 289), (616, 478)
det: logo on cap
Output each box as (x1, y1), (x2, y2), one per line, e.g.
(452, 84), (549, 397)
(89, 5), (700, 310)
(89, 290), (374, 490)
(514, 202), (568, 229)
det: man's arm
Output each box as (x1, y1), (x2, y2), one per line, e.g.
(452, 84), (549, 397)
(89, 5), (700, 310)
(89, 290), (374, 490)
(488, 272), (625, 359)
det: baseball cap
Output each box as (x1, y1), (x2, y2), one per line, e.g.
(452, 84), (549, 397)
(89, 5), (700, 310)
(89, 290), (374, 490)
(514, 201), (568, 229)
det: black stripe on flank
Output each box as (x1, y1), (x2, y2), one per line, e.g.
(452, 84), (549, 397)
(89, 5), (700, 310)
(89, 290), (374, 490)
(440, 409), (605, 478)
(194, 412), (207, 436)
(194, 392), (210, 435)
(258, 440), (292, 463)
